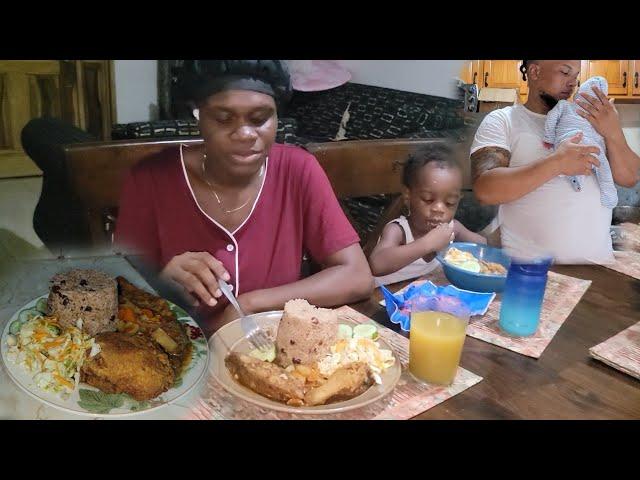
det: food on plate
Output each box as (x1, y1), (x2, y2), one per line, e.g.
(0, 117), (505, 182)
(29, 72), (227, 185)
(478, 259), (508, 275)
(353, 324), (379, 340)
(225, 352), (306, 405)
(275, 299), (338, 367)
(317, 336), (395, 385)
(80, 332), (175, 401)
(6, 315), (96, 398)
(226, 299), (396, 407)
(304, 362), (372, 406)
(5, 270), (201, 406)
(116, 276), (174, 320)
(151, 327), (179, 353)
(249, 344), (276, 363)
(337, 324), (353, 340)
(47, 269), (118, 336)
(116, 276), (191, 373)
(444, 247), (507, 276)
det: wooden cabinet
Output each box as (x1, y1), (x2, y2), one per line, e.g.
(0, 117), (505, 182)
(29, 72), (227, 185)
(630, 60), (640, 96)
(463, 60), (640, 104)
(460, 60), (528, 103)
(0, 60), (115, 178)
(581, 60), (630, 96)
(459, 60), (483, 86)
(483, 60), (524, 90)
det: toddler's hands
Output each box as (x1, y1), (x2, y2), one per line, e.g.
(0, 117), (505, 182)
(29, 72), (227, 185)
(423, 222), (455, 252)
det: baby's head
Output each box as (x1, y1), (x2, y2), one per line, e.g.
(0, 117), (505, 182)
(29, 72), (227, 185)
(576, 76), (608, 99)
(401, 142), (463, 231)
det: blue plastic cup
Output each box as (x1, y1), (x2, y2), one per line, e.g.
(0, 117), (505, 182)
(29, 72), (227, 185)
(498, 256), (552, 336)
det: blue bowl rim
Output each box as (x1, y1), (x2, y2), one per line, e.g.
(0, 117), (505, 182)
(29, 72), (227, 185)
(437, 242), (510, 278)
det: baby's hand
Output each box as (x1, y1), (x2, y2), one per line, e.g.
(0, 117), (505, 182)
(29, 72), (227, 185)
(422, 223), (455, 252)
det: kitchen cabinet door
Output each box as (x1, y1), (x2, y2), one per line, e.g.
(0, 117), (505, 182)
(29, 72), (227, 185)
(483, 60), (528, 103)
(582, 60), (630, 96)
(483, 60), (523, 89)
(459, 60), (483, 86)
(631, 60), (640, 96)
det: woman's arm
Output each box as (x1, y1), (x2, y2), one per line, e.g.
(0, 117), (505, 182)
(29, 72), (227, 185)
(368, 222), (453, 276)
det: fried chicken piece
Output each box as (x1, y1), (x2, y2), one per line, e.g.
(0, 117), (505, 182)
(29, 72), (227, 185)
(81, 332), (175, 401)
(225, 352), (305, 404)
(304, 362), (372, 406)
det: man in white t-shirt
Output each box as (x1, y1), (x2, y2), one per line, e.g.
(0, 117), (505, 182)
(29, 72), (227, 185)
(471, 60), (640, 264)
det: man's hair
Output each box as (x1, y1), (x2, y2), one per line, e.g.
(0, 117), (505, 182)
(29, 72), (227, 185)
(400, 142), (460, 188)
(519, 60), (539, 81)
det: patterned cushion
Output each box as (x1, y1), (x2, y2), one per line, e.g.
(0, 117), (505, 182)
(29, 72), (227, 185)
(111, 117), (303, 145)
(283, 82), (465, 142)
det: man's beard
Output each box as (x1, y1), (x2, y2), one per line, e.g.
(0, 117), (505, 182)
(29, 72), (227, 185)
(539, 91), (559, 110)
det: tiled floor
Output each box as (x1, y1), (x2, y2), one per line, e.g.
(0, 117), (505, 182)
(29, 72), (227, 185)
(0, 177), (47, 259)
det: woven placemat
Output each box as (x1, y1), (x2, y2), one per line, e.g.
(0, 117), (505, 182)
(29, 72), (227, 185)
(384, 266), (591, 359)
(590, 320), (640, 380)
(188, 307), (482, 420)
(601, 251), (640, 281)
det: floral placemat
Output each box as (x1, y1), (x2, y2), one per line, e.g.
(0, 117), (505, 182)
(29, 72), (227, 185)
(189, 307), (482, 420)
(589, 321), (640, 380)
(382, 266), (591, 359)
(601, 251), (640, 281)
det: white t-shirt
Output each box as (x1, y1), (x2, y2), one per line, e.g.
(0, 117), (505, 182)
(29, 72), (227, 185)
(470, 104), (613, 265)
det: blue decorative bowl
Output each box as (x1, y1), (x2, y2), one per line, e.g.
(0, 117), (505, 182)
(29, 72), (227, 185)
(436, 242), (511, 293)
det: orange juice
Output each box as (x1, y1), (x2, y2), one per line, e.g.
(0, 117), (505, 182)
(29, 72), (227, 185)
(409, 311), (468, 385)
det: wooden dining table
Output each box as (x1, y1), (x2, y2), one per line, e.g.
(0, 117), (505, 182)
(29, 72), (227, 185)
(1, 254), (638, 419)
(351, 264), (640, 419)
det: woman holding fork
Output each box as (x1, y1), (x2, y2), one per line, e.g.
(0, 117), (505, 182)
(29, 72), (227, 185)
(115, 60), (373, 337)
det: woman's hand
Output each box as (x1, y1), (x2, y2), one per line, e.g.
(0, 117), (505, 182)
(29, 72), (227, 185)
(575, 86), (624, 141)
(160, 251), (231, 307)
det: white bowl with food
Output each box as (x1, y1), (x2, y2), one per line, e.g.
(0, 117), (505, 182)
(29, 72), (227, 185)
(209, 300), (401, 414)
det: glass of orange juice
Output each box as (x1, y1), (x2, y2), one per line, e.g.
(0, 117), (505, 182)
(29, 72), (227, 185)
(409, 305), (470, 386)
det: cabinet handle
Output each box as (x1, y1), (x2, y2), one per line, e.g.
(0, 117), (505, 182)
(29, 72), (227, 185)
(635, 72), (639, 89)
(484, 72), (489, 87)
(622, 72), (627, 88)
(472, 72), (477, 84)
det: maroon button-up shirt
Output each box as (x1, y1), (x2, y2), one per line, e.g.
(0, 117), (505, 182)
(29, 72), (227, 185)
(115, 143), (360, 329)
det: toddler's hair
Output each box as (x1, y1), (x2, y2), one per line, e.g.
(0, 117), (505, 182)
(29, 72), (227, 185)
(400, 142), (460, 188)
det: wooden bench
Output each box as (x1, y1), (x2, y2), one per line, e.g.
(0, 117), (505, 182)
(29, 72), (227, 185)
(63, 137), (453, 255)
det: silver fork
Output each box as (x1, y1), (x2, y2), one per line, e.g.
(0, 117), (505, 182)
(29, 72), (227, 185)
(217, 279), (274, 352)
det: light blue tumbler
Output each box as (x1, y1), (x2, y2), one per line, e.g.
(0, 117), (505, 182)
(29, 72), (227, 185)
(498, 257), (552, 336)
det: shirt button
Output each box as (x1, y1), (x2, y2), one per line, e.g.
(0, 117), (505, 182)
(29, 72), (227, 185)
(226, 244), (234, 252)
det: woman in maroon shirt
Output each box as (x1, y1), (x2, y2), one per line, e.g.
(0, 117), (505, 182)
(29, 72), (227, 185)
(115, 60), (374, 335)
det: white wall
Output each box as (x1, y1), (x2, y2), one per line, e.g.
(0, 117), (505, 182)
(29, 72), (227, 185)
(339, 60), (462, 99)
(111, 60), (463, 123)
(113, 60), (158, 123)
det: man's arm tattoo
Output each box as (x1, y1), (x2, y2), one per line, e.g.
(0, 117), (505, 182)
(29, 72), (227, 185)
(471, 147), (511, 183)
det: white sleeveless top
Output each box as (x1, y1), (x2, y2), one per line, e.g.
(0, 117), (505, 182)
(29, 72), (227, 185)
(374, 215), (441, 286)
